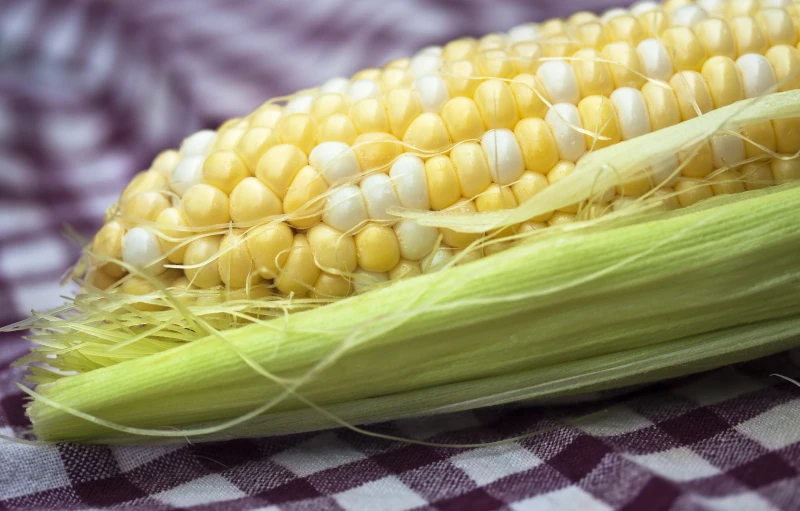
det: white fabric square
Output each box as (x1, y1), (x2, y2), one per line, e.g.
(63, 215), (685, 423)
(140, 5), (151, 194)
(451, 443), (542, 486)
(691, 493), (778, 511)
(155, 474), (246, 507)
(575, 405), (653, 436)
(334, 476), (426, 511)
(626, 447), (720, 482)
(0, 237), (70, 278)
(0, 443), (71, 499)
(737, 400), (800, 450)
(676, 368), (765, 406)
(511, 486), (612, 511)
(12, 280), (78, 317)
(273, 432), (366, 477)
(113, 444), (182, 472)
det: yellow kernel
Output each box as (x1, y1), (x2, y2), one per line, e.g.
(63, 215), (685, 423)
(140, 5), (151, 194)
(274, 234), (319, 297)
(602, 42), (647, 88)
(513, 118), (559, 173)
(381, 68), (413, 90)
(442, 38), (478, 61)
(731, 15), (768, 56)
(234, 128), (279, 171)
(475, 49), (516, 79)
(440, 200), (482, 248)
(353, 132), (403, 171)
(443, 59), (481, 98)
(255, 144), (308, 198)
(247, 222), (293, 279)
(121, 170), (167, 201)
(509, 73), (549, 119)
(250, 104), (282, 129)
(310, 272), (352, 298)
(577, 95), (621, 151)
(92, 221), (126, 278)
(354, 223), (401, 272)
(701, 56), (745, 108)
(710, 169), (746, 195)
(317, 113), (359, 145)
(218, 231), (255, 289)
(638, 9), (669, 38)
(571, 49), (615, 98)
(277, 114), (318, 155)
(388, 259), (422, 280)
(669, 71), (714, 121)
(182, 184), (231, 227)
(151, 150), (181, 177)
(352, 67), (381, 81)
(283, 165), (329, 229)
(740, 122), (777, 159)
(547, 161), (579, 212)
(674, 178), (714, 207)
(678, 141), (715, 178)
(350, 98), (389, 134)
(661, 27), (707, 72)
(229, 176), (283, 225)
(450, 142), (492, 198)
(548, 211), (576, 226)
(202, 151), (249, 194)
(510, 42), (544, 74)
(641, 82), (681, 131)
(307, 223), (357, 273)
(765, 45), (800, 91)
(572, 21), (608, 50)
(474, 79), (519, 129)
(771, 157), (800, 183)
(120, 190), (170, 223)
(385, 88), (423, 139)
(756, 8), (797, 47)
(694, 18), (737, 60)
(606, 15), (645, 46)
(740, 160), (774, 190)
(311, 93), (350, 121)
(155, 207), (192, 264)
(213, 128), (246, 151)
(424, 156), (461, 210)
(475, 183), (518, 212)
(772, 118), (800, 153)
(511, 171), (553, 222)
(402, 112), (452, 153)
(183, 235), (223, 289)
(441, 97), (485, 143)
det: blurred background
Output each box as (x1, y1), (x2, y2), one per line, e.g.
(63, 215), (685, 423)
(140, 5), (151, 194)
(0, 0), (624, 363)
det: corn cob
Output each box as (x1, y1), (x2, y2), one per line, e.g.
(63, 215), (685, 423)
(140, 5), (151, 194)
(82, 0), (800, 303)
(3, 0), (800, 444)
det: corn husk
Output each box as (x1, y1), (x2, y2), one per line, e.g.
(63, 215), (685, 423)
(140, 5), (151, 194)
(13, 91), (800, 444)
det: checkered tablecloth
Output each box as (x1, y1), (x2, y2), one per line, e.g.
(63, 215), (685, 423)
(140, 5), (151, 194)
(2, 0), (800, 509)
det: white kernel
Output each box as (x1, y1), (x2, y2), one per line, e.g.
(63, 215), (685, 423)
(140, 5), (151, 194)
(422, 247), (453, 273)
(347, 79), (382, 102)
(394, 219), (439, 261)
(179, 130), (217, 158)
(481, 129), (525, 185)
(389, 155), (430, 210)
(170, 156), (205, 196)
(414, 74), (450, 113)
(630, 1), (660, 16)
(323, 185), (368, 233)
(601, 8), (628, 22)
(508, 23), (538, 44)
(545, 103), (587, 163)
(671, 5), (708, 27)
(284, 94), (315, 115)
(360, 173), (401, 221)
(696, 0), (727, 16)
(353, 268), (388, 293)
(122, 228), (164, 274)
(736, 54), (778, 98)
(536, 60), (580, 105)
(610, 87), (651, 140)
(419, 45), (443, 57)
(320, 77), (351, 95)
(711, 134), (746, 169)
(309, 142), (361, 185)
(637, 39), (673, 82)
(410, 53), (441, 77)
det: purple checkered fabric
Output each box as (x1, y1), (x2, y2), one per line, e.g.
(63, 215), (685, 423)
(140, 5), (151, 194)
(2, 0), (800, 509)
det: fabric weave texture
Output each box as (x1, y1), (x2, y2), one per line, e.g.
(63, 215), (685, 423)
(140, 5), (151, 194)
(1, 1), (799, 509)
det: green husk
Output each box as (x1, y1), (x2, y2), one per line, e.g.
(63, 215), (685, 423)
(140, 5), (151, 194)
(24, 180), (800, 443)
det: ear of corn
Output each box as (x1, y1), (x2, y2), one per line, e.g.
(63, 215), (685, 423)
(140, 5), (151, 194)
(5, 0), (800, 443)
